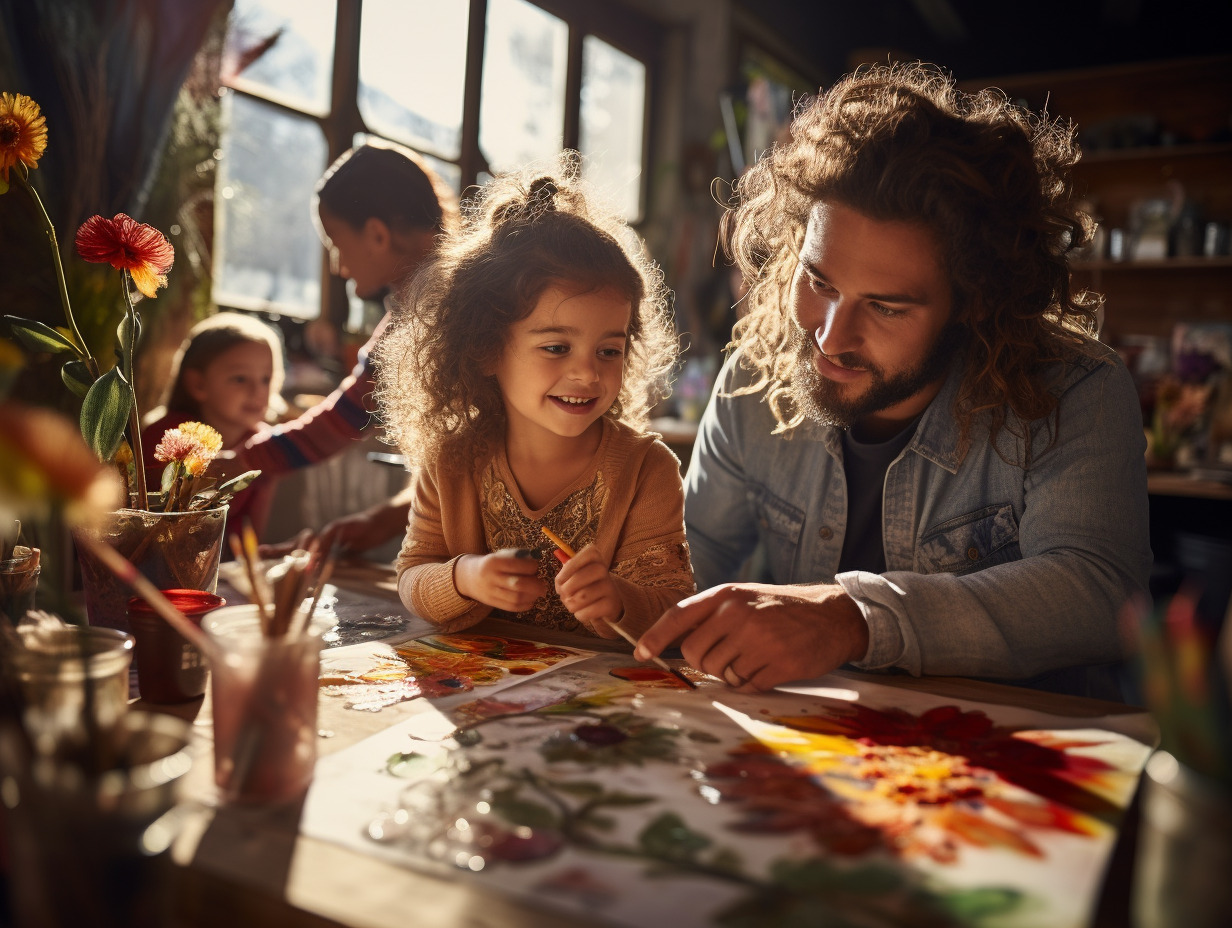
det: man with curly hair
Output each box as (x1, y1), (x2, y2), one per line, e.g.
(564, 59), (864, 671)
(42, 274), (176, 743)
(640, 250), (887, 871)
(636, 63), (1151, 699)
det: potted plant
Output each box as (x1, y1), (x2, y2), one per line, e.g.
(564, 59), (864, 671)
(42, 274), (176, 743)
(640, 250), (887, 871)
(1, 92), (257, 630)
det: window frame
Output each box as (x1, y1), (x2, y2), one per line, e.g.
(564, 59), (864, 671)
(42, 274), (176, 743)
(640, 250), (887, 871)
(216, 0), (661, 328)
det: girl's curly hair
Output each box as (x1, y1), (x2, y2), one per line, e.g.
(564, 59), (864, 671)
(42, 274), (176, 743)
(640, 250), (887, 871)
(723, 61), (1103, 451)
(375, 151), (677, 469)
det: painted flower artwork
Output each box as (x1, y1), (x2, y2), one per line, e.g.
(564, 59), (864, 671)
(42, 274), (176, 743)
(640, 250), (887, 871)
(303, 652), (1153, 928)
(699, 701), (1128, 864)
(319, 633), (587, 710)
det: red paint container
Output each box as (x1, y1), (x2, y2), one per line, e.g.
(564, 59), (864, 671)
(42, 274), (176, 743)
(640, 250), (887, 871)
(128, 589), (225, 703)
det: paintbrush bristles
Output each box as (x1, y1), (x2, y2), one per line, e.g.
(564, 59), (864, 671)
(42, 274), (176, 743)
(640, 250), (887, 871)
(603, 618), (698, 689)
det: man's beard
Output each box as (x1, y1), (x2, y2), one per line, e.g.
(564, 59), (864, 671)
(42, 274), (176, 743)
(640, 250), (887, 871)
(788, 321), (967, 429)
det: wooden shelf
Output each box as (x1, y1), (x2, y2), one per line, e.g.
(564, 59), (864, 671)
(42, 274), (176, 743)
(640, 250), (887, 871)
(1074, 257), (1232, 272)
(1079, 142), (1232, 166)
(1147, 471), (1232, 501)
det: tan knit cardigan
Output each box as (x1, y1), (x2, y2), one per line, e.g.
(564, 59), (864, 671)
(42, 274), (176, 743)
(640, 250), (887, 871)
(395, 418), (695, 639)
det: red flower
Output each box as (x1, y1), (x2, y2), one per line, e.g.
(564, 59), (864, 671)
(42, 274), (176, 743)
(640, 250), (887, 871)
(74, 213), (174, 299)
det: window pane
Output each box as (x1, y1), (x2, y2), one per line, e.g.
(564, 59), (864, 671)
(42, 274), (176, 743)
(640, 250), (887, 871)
(214, 93), (327, 319)
(223, 0), (336, 115)
(359, 0), (469, 159)
(580, 36), (646, 222)
(479, 0), (567, 173)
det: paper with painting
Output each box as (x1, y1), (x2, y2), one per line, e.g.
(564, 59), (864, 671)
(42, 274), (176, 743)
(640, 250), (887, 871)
(303, 646), (1155, 928)
(317, 630), (595, 712)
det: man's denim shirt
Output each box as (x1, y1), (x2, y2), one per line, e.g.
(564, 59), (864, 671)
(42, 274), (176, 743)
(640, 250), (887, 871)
(684, 342), (1152, 697)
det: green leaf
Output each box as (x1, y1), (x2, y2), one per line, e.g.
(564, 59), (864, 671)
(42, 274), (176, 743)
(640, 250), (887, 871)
(60, 359), (95, 399)
(214, 469), (261, 496)
(4, 316), (82, 357)
(160, 462), (178, 494)
(80, 367), (132, 461)
(115, 312), (140, 371)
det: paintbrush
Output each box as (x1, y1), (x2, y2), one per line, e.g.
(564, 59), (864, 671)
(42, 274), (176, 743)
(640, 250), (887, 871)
(540, 526), (697, 689)
(540, 525), (575, 560)
(240, 521), (274, 634)
(289, 542), (339, 639)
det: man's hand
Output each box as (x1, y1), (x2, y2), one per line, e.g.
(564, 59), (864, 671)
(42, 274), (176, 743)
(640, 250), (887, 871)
(635, 582), (870, 692)
(553, 544), (621, 638)
(454, 548), (547, 613)
(258, 500), (411, 559)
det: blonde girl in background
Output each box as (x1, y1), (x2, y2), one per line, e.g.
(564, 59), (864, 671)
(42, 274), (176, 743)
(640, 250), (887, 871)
(376, 153), (694, 639)
(142, 311), (286, 538)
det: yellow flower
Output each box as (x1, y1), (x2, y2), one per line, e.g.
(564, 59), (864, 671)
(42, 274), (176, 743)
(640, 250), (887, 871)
(177, 421), (224, 456)
(153, 421), (222, 478)
(0, 92), (48, 187)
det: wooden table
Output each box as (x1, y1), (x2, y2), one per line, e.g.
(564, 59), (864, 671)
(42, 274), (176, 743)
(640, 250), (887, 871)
(152, 561), (1155, 928)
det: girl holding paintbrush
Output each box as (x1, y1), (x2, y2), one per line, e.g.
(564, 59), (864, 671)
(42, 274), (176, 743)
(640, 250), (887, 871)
(375, 152), (695, 639)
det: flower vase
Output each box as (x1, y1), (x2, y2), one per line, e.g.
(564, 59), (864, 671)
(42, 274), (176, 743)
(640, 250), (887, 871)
(0, 545), (41, 627)
(75, 505), (228, 633)
(0, 710), (195, 928)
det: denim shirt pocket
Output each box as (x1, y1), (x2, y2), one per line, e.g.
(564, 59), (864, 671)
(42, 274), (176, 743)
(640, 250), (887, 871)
(747, 482), (805, 565)
(917, 503), (1020, 575)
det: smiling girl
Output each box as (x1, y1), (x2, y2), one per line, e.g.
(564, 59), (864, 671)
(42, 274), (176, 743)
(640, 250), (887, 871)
(375, 154), (694, 638)
(142, 312), (286, 536)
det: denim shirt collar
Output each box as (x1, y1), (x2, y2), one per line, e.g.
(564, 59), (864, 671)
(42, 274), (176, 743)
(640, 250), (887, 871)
(907, 361), (966, 475)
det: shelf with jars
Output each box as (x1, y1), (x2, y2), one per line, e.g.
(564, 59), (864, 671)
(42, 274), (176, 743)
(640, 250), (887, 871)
(962, 55), (1232, 341)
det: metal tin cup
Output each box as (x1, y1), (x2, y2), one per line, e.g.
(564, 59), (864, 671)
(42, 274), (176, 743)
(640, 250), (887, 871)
(1133, 751), (1232, 928)
(127, 590), (224, 704)
(12, 625), (135, 755)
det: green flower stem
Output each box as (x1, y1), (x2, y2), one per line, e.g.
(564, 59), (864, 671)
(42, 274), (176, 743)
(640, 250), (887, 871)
(14, 164), (97, 377)
(119, 272), (149, 510)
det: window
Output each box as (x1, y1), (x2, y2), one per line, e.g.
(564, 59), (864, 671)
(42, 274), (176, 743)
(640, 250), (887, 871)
(214, 0), (657, 323)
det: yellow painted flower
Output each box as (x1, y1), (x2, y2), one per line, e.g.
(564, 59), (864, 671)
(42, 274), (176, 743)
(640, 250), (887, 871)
(0, 92), (48, 187)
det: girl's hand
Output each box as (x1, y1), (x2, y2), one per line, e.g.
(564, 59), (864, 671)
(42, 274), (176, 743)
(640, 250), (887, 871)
(554, 544), (622, 638)
(454, 549), (546, 613)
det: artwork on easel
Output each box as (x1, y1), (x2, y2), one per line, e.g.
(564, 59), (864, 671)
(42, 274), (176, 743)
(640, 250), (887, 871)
(302, 650), (1155, 928)
(318, 632), (595, 711)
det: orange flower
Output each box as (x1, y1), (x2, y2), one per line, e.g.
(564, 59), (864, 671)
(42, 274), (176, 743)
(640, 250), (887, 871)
(74, 212), (175, 299)
(0, 92), (48, 185)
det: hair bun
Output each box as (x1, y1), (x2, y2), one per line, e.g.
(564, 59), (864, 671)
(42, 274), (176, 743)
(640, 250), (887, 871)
(528, 177), (558, 210)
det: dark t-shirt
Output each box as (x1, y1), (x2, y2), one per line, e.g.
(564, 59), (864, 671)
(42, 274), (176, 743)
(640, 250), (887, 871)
(837, 423), (918, 574)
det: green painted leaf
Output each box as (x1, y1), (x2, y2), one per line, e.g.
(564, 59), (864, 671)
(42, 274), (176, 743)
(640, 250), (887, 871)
(385, 751), (434, 778)
(160, 462), (178, 494)
(5, 316), (81, 356)
(60, 359), (95, 399)
(938, 886), (1023, 920)
(596, 791), (656, 807)
(80, 367), (132, 461)
(583, 813), (616, 832)
(638, 812), (711, 863)
(489, 793), (558, 830)
(554, 780), (605, 799)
